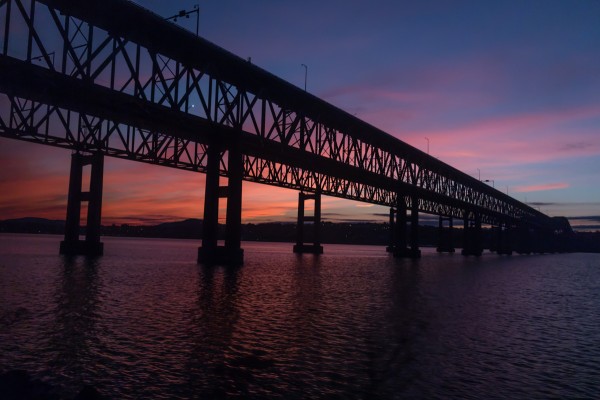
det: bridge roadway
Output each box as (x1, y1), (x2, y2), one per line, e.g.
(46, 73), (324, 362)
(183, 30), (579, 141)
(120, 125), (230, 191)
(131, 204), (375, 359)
(0, 0), (573, 263)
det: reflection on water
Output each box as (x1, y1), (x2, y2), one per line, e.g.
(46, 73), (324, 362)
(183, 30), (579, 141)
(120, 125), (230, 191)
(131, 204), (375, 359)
(186, 265), (243, 398)
(48, 257), (101, 389)
(1, 234), (600, 399)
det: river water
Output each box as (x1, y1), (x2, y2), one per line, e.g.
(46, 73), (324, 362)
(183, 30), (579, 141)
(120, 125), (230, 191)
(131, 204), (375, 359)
(0, 233), (599, 399)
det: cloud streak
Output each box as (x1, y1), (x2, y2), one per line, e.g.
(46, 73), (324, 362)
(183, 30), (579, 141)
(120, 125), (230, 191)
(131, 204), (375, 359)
(514, 183), (570, 193)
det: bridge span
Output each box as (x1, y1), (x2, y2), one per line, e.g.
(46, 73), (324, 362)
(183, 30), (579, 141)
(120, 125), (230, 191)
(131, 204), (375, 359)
(0, 0), (573, 263)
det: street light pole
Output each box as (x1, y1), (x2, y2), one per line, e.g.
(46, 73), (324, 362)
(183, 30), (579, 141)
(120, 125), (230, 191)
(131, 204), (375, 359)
(483, 179), (495, 188)
(165, 5), (200, 36)
(425, 137), (429, 154)
(301, 63), (308, 91)
(194, 4), (199, 36)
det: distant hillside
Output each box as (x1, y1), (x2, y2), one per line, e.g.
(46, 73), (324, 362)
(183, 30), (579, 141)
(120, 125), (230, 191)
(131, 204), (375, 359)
(1, 217), (598, 252)
(0, 217), (394, 244)
(103, 218), (203, 239)
(0, 217), (65, 234)
(0, 217), (470, 246)
(573, 231), (600, 253)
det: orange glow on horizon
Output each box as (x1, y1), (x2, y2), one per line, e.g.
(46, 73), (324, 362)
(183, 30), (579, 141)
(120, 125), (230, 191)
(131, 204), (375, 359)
(0, 142), (383, 225)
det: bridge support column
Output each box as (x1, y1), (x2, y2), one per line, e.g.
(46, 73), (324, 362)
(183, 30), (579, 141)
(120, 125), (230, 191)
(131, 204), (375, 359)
(386, 204), (405, 253)
(496, 223), (513, 255)
(461, 211), (483, 256)
(409, 198), (421, 257)
(515, 224), (532, 254)
(293, 190), (323, 254)
(532, 228), (551, 254)
(436, 216), (455, 253)
(387, 206), (400, 252)
(59, 152), (104, 256)
(387, 196), (420, 258)
(198, 145), (244, 265)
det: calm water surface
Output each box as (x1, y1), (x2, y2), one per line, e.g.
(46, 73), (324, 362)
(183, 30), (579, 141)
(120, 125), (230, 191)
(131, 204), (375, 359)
(1, 234), (599, 399)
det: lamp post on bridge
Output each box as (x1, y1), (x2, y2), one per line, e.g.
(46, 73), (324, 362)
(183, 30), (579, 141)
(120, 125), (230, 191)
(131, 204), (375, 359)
(165, 4), (200, 36)
(483, 179), (495, 188)
(425, 137), (429, 155)
(301, 63), (308, 91)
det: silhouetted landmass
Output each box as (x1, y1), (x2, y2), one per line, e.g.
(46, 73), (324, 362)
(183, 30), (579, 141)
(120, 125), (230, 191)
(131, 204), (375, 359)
(0, 217), (430, 245)
(573, 231), (600, 253)
(1, 217), (599, 252)
(0, 217), (65, 234)
(103, 219), (204, 239)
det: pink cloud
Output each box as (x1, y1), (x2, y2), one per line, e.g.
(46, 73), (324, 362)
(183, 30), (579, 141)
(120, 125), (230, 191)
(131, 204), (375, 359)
(396, 105), (600, 172)
(514, 183), (570, 193)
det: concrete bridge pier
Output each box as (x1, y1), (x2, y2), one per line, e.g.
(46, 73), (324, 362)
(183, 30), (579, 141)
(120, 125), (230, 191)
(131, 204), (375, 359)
(293, 190), (324, 254)
(496, 223), (513, 255)
(198, 144), (244, 265)
(528, 228), (544, 254)
(436, 216), (455, 253)
(532, 228), (552, 254)
(386, 205), (405, 253)
(489, 226), (498, 253)
(60, 152), (104, 256)
(387, 196), (420, 258)
(514, 224), (532, 254)
(461, 211), (483, 256)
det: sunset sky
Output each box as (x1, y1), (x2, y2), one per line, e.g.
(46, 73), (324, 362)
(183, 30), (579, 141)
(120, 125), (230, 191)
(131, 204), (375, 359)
(1, 0), (599, 230)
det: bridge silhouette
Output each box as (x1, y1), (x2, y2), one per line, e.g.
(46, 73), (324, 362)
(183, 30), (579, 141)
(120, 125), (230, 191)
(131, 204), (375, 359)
(0, 0), (573, 263)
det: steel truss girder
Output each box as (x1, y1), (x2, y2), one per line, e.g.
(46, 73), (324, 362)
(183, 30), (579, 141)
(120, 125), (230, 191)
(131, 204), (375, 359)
(0, 0), (552, 228)
(0, 90), (508, 227)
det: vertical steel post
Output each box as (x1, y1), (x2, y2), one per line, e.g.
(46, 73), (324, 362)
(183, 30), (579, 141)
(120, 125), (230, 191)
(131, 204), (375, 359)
(26, 0), (34, 61)
(3, 0), (11, 56)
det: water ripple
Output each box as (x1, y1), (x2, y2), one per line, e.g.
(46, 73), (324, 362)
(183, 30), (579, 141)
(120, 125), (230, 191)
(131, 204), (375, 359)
(1, 235), (600, 398)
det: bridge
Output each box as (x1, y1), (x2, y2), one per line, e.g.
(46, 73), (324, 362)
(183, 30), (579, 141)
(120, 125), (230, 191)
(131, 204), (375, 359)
(0, 0), (573, 264)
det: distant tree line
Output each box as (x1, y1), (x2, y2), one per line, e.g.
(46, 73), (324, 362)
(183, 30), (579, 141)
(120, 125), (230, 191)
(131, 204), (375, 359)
(1, 217), (599, 252)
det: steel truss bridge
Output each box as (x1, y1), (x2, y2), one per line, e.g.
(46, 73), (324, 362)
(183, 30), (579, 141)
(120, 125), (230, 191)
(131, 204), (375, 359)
(0, 0), (572, 263)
